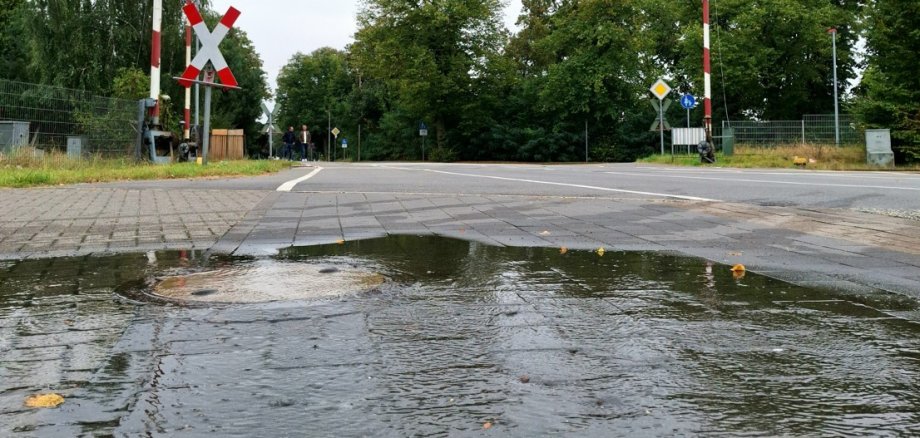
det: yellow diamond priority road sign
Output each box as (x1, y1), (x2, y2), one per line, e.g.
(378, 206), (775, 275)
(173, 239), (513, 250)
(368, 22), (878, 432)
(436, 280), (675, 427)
(650, 79), (671, 100)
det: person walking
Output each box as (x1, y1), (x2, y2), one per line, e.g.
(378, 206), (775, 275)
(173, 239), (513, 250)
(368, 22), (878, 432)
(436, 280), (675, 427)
(299, 125), (312, 162)
(282, 126), (295, 161)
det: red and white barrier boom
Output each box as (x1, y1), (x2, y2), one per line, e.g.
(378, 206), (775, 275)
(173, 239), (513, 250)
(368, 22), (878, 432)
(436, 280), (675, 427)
(183, 0), (192, 139)
(178, 3), (240, 88)
(149, 0), (162, 124)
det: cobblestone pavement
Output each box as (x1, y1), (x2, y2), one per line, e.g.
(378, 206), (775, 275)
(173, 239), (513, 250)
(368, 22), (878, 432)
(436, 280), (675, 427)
(0, 188), (265, 259)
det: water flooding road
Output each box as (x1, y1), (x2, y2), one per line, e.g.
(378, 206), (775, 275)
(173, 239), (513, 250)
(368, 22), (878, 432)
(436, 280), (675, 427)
(2, 236), (920, 436)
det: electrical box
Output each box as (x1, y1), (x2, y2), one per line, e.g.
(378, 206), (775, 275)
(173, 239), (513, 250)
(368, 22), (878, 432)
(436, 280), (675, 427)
(866, 129), (894, 167)
(0, 121), (29, 154)
(67, 136), (86, 159)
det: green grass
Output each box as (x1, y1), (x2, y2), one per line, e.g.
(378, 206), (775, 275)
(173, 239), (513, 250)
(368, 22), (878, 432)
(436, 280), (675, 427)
(0, 149), (291, 188)
(638, 144), (920, 171)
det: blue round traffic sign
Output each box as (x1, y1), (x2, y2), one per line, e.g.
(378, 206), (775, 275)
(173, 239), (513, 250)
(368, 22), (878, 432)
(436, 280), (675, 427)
(680, 94), (696, 110)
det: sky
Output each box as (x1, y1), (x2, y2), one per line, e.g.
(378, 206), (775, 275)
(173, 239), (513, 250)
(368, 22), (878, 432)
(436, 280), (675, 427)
(209, 0), (524, 96)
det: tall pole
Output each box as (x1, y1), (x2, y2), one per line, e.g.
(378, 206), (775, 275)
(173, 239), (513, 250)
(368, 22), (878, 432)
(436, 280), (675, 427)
(585, 119), (589, 163)
(358, 124), (361, 162)
(829, 27), (840, 146)
(149, 0), (163, 126)
(183, 3), (192, 139)
(659, 102), (665, 155)
(327, 110), (331, 161)
(193, 1), (200, 139)
(703, 0), (712, 143)
(202, 83), (212, 165)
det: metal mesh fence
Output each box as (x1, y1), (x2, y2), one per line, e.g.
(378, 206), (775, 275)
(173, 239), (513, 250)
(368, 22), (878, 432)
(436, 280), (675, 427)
(0, 79), (138, 157)
(713, 114), (861, 147)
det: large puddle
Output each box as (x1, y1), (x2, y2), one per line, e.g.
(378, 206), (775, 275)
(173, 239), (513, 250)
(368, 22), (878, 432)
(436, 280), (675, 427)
(2, 236), (920, 435)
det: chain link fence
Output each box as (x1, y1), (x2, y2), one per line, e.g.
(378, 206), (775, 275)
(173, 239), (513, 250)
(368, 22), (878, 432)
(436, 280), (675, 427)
(0, 79), (138, 158)
(713, 114), (861, 148)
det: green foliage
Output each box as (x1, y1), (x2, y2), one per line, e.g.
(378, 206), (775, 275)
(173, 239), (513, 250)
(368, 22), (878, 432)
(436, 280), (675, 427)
(0, 0), (28, 81)
(112, 68), (150, 101)
(853, 0), (920, 163)
(0, 149), (290, 188)
(275, 48), (353, 155)
(1, 0), (267, 155)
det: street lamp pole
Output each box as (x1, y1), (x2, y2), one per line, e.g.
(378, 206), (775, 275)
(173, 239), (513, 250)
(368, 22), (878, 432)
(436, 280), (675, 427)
(829, 27), (840, 146)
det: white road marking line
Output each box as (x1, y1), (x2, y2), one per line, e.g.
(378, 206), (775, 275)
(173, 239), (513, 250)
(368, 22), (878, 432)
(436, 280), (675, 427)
(374, 166), (719, 202)
(604, 170), (920, 191)
(637, 166), (920, 180)
(276, 167), (323, 192)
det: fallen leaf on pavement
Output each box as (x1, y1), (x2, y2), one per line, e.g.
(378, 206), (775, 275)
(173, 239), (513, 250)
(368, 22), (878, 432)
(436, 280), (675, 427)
(596, 247), (606, 257)
(483, 422), (493, 430)
(25, 393), (65, 408)
(559, 247), (568, 255)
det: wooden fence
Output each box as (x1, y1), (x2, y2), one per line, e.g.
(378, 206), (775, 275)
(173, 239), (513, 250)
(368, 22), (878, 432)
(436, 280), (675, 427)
(209, 129), (244, 160)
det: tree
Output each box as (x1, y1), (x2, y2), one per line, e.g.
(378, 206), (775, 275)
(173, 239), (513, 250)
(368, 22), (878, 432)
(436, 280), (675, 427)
(854, 0), (920, 162)
(0, 0), (29, 81)
(275, 48), (353, 158)
(352, 0), (508, 156)
(690, 0), (860, 121)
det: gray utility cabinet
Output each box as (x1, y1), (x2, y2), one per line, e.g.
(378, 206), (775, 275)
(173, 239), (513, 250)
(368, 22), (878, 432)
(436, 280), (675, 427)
(0, 121), (29, 154)
(865, 129), (895, 167)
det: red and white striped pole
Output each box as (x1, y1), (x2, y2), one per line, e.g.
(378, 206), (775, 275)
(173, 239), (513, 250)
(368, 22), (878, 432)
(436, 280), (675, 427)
(183, 1), (192, 139)
(703, 0), (713, 142)
(149, 0), (162, 125)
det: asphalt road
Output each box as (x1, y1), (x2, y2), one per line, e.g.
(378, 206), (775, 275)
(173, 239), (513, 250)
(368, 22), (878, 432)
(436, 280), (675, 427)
(94, 162), (920, 214)
(261, 162), (919, 212)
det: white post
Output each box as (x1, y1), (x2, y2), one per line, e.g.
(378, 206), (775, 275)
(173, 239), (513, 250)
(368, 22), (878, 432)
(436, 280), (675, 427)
(202, 85), (211, 165)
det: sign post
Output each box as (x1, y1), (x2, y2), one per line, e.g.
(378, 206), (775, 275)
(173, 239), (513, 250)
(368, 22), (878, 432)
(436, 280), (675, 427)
(261, 102), (276, 158)
(419, 122), (428, 161)
(175, 3), (241, 165)
(680, 94), (696, 129)
(650, 79), (672, 155)
(342, 138), (348, 160)
(331, 127), (340, 161)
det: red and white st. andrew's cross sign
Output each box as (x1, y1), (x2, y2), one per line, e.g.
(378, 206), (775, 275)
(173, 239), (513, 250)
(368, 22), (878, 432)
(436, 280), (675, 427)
(178, 3), (240, 88)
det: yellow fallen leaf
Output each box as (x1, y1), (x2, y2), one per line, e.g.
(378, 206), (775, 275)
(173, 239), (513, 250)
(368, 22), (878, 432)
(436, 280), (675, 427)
(336, 240), (346, 245)
(733, 270), (746, 280)
(730, 264), (746, 272)
(559, 247), (568, 255)
(25, 393), (65, 408)
(596, 247), (606, 257)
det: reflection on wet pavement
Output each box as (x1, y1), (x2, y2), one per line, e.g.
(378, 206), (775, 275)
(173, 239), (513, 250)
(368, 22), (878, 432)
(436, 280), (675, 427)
(1, 236), (919, 435)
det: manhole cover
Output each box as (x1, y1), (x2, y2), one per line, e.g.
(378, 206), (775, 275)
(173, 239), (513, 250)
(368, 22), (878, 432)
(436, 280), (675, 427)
(151, 260), (385, 304)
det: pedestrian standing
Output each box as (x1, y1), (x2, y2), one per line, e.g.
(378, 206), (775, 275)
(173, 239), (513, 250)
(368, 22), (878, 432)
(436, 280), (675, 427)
(299, 125), (312, 162)
(282, 126), (295, 161)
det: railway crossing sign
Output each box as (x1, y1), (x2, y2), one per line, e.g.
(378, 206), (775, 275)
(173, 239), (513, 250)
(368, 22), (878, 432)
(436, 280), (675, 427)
(178, 3), (240, 88)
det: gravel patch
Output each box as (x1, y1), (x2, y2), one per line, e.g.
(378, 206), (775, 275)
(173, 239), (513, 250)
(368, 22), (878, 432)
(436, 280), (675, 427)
(858, 208), (920, 221)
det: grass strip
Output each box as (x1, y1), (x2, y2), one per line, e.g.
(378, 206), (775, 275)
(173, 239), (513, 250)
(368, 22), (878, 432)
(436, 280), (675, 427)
(1, 151), (291, 188)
